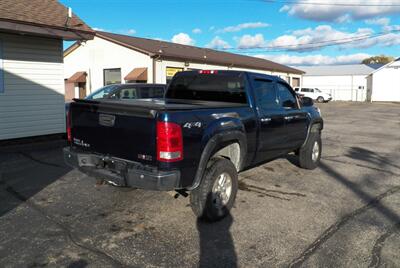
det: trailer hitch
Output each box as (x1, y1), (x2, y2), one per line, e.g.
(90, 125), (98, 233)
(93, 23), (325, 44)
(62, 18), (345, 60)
(174, 189), (189, 198)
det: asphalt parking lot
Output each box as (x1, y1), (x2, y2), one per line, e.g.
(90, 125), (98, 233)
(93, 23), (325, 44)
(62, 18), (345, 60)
(0, 102), (399, 268)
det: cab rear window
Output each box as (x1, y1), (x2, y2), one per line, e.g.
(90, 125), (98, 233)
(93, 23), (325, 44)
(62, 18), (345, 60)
(166, 72), (247, 103)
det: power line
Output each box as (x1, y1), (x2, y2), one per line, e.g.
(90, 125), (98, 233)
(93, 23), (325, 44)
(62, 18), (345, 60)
(261, 0), (400, 7)
(220, 29), (400, 53)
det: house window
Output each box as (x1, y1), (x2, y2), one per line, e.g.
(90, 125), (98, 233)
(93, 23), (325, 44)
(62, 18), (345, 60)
(292, 77), (300, 88)
(0, 40), (4, 93)
(103, 68), (121, 86)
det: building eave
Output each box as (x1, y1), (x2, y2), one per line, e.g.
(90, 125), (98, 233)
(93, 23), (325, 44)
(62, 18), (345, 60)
(63, 41), (80, 57)
(155, 54), (304, 74)
(368, 58), (400, 76)
(0, 19), (95, 40)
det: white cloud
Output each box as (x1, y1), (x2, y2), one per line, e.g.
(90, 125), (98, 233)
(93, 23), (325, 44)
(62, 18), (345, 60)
(336, 14), (352, 24)
(279, 0), (400, 22)
(171, 33), (195, 45)
(256, 53), (372, 66)
(125, 29), (136, 35)
(383, 24), (400, 32)
(217, 22), (270, 33)
(265, 25), (400, 51)
(192, 28), (202, 34)
(237, 34), (267, 49)
(206, 36), (231, 49)
(269, 25), (374, 51)
(343, 32), (400, 49)
(365, 17), (390, 26)
(92, 27), (105, 31)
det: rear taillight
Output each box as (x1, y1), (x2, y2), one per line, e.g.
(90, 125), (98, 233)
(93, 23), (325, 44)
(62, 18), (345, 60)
(157, 121), (183, 162)
(66, 111), (72, 142)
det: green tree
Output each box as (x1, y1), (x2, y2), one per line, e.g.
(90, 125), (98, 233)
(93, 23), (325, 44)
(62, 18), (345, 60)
(362, 55), (394, 65)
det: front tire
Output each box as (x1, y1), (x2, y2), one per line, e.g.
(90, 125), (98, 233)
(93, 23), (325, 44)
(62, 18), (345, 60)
(298, 131), (322, 170)
(317, 96), (325, 103)
(190, 158), (238, 222)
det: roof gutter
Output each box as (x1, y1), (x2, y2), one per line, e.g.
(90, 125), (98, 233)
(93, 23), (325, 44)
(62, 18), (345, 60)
(0, 19), (95, 41)
(155, 54), (304, 75)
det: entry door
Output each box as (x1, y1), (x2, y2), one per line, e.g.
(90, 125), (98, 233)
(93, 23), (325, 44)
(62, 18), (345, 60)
(276, 82), (308, 149)
(252, 78), (288, 163)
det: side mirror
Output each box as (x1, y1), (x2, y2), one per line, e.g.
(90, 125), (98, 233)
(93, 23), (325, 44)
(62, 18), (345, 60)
(301, 97), (314, 107)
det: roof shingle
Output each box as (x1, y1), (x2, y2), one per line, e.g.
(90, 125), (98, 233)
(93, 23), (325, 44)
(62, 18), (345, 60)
(298, 64), (383, 76)
(96, 31), (304, 75)
(0, 0), (94, 39)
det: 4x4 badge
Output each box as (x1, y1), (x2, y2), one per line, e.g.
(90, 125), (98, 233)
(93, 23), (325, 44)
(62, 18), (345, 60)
(183, 122), (202, 129)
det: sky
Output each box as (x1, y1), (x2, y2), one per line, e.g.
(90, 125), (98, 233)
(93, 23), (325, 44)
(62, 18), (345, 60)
(60, 0), (400, 66)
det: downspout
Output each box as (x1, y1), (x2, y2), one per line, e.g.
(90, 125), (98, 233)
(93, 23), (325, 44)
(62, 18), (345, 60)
(151, 54), (162, 84)
(88, 68), (92, 93)
(152, 58), (156, 83)
(351, 75), (354, 101)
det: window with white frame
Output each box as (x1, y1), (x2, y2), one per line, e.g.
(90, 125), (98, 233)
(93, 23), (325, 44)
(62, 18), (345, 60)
(0, 40), (3, 93)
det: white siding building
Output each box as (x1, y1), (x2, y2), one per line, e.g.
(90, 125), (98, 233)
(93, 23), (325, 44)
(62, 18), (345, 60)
(367, 58), (400, 102)
(0, 0), (94, 140)
(298, 64), (381, 102)
(64, 31), (304, 98)
(0, 34), (65, 140)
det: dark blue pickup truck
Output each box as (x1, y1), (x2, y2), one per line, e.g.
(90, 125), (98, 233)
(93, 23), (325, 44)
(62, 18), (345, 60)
(64, 70), (323, 221)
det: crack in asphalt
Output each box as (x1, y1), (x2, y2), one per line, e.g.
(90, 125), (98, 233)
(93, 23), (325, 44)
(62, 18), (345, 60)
(246, 184), (307, 197)
(0, 176), (127, 268)
(18, 151), (65, 169)
(238, 181), (302, 201)
(368, 222), (400, 268)
(288, 186), (400, 268)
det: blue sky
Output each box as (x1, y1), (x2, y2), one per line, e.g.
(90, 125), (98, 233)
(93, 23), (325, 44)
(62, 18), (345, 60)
(61, 0), (400, 66)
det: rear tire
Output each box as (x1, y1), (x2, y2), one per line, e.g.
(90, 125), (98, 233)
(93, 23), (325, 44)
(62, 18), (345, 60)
(298, 131), (322, 170)
(190, 158), (238, 222)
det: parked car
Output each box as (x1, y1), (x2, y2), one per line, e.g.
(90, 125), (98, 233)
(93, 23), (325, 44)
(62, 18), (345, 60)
(65, 83), (166, 120)
(294, 87), (332, 103)
(64, 70), (323, 221)
(85, 83), (166, 100)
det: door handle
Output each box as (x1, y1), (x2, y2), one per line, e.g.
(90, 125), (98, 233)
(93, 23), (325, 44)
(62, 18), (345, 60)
(260, 117), (272, 123)
(284, 116), (294, 121)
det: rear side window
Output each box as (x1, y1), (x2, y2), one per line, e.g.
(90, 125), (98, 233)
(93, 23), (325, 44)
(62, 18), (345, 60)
(86, 85), (117, 100)
(110, 86), (165, 99)
(276, 83), (297, 109)
(253, 79), (279, 109)
(139, 87), (165, 98)
(118, 87), (137, 99)
(166, 73), (247, 103)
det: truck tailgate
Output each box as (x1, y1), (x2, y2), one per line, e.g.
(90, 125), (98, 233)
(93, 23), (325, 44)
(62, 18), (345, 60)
(69, 100), (157, 164)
